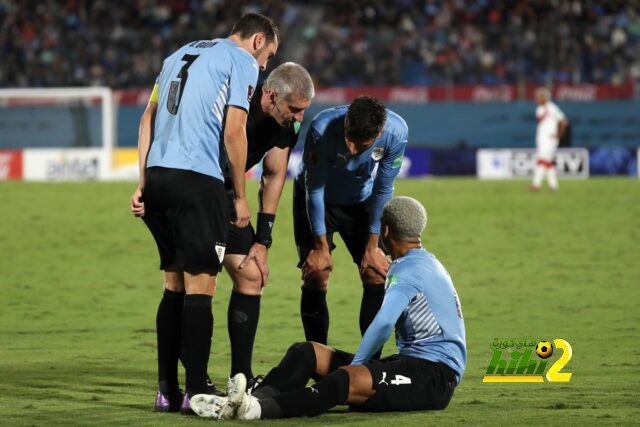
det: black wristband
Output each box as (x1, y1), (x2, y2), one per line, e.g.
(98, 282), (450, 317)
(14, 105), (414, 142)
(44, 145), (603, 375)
(255, 213), (276, 248)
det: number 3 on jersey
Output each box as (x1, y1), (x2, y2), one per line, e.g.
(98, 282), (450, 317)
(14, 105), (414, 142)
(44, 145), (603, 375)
(167, 54), (199, 114)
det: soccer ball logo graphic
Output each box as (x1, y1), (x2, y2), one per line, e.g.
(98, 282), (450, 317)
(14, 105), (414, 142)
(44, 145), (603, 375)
(536, 341), (554, 359)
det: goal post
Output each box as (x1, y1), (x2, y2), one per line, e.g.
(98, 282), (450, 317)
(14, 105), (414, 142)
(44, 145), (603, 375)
(0, 87), (115, 180)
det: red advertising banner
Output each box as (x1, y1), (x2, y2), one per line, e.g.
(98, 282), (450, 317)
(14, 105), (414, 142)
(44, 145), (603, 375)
(0, 150), (23, 180)
(115, 80), (636, 105)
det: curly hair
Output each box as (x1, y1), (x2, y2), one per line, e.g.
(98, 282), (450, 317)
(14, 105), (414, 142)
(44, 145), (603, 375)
(345, 95), (387, 143)
(381, 196), (427, 239)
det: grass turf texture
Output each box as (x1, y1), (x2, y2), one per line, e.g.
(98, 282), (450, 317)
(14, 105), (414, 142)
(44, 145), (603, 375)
(1, 178), (639, 426)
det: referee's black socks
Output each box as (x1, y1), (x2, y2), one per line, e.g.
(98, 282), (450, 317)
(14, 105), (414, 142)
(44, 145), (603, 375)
(300, 287), (329, 344)
(228, 291), (260, 379)
(156, 289), (184, 393)
(360, 284), (385, 359)
(182, 294), (213, 394)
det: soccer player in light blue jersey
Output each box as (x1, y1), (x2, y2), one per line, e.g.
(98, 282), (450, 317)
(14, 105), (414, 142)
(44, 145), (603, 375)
(189, 196), (466, 420)
(128, 13), (279, 415)
(293, 96), (408, 353)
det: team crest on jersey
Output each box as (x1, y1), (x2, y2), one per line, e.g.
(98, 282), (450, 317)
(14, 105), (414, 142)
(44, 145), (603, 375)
(247, 85), (254, 103)
(372, 147), (385, 161)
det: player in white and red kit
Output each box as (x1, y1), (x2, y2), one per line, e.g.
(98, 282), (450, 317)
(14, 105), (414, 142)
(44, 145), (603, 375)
(531, 88), (568, 191)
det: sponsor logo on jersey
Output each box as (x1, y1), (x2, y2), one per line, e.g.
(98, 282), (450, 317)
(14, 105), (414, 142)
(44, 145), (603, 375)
(372, 147), (385, 161)
(392, 155), (403, 168)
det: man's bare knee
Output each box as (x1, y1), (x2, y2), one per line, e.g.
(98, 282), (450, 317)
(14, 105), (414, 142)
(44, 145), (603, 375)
(310, 342), (335, 377)
(302, 270), (330, 290)
(184, 271), (216, 296)
(225, 255), (262, 295)
(163, 268), (185, 292)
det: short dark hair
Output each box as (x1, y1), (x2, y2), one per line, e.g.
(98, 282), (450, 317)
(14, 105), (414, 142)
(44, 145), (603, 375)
(345, 95), (387, 143)
(230, 13), (279, 45)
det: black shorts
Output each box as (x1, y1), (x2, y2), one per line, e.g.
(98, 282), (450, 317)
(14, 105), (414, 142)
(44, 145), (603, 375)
(293, 180), (370, 268)
(329, 350), (457, 412)
(142, 167), (229, 274)
(225, 189), (255, 255)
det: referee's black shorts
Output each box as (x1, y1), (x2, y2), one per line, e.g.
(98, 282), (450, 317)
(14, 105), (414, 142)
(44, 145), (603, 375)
(225, 188), (255, 256)
(329, 349), (458, 412)
(142, 166), (229, 274)
(293, 179), (370, 268)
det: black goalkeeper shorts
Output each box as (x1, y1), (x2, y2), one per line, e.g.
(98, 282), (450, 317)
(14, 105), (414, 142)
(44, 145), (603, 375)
(225, 189), (255, 256)
(142, 167), (229, 274)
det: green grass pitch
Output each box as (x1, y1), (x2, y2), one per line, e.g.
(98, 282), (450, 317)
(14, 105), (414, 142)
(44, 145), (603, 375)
(1, 178), (639, 425)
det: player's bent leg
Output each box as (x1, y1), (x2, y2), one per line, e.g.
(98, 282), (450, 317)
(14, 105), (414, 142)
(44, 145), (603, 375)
(309, 341), (338, 377)
(224, 254), (262, 380)
(254, 367), (352, 419)
(341, 365), (376, 405)
(252, 342), (319, 399)
(301, 269), (331, 343)
(155, 266), (186, 412)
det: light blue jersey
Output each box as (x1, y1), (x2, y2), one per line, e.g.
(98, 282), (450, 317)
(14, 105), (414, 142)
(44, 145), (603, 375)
(147, 38), (259, 180)
(352, 248), (467, 383)
(296, 106), (408, 235)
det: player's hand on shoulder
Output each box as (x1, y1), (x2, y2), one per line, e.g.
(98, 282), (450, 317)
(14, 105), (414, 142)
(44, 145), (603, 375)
(240, 242), (269, 287)
(130, 186), (145, 217)
(233, 196), (251, 228)
(302, 248), (333, 281)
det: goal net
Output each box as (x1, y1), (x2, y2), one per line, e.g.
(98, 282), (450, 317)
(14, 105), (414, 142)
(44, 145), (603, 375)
(0, 87), (114, 181)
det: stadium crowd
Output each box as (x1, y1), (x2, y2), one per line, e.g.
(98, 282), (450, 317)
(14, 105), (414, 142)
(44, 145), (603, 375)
(1, 0), (639, 88)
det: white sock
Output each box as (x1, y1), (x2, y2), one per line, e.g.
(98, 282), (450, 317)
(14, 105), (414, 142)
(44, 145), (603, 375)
(238, 395), (262, 420)
(532, 165), (545, 188)
(547, 166), (558, 190)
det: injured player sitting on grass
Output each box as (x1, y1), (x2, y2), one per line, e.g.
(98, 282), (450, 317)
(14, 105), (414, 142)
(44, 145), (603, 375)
(189, 196), (467, 420)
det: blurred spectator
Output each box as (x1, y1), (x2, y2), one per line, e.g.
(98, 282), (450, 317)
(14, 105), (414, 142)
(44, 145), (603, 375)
(0, 0), (639, 88)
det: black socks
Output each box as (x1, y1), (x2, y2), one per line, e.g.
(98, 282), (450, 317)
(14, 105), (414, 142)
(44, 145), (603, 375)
(300, 287), (329, 343)
(182, 294), (213, 394)
(253, 342), (317, 399)
(228, 291), (261, 378)
(359, 284), (385, 359)
(261, 368), (350, 418)
(156, 289), (184, 393)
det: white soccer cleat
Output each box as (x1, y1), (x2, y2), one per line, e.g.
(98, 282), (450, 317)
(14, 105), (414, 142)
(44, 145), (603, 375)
(237, 393), (261, 420)
(218, 373), (248, 420)
(189, 394), (228, 418)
